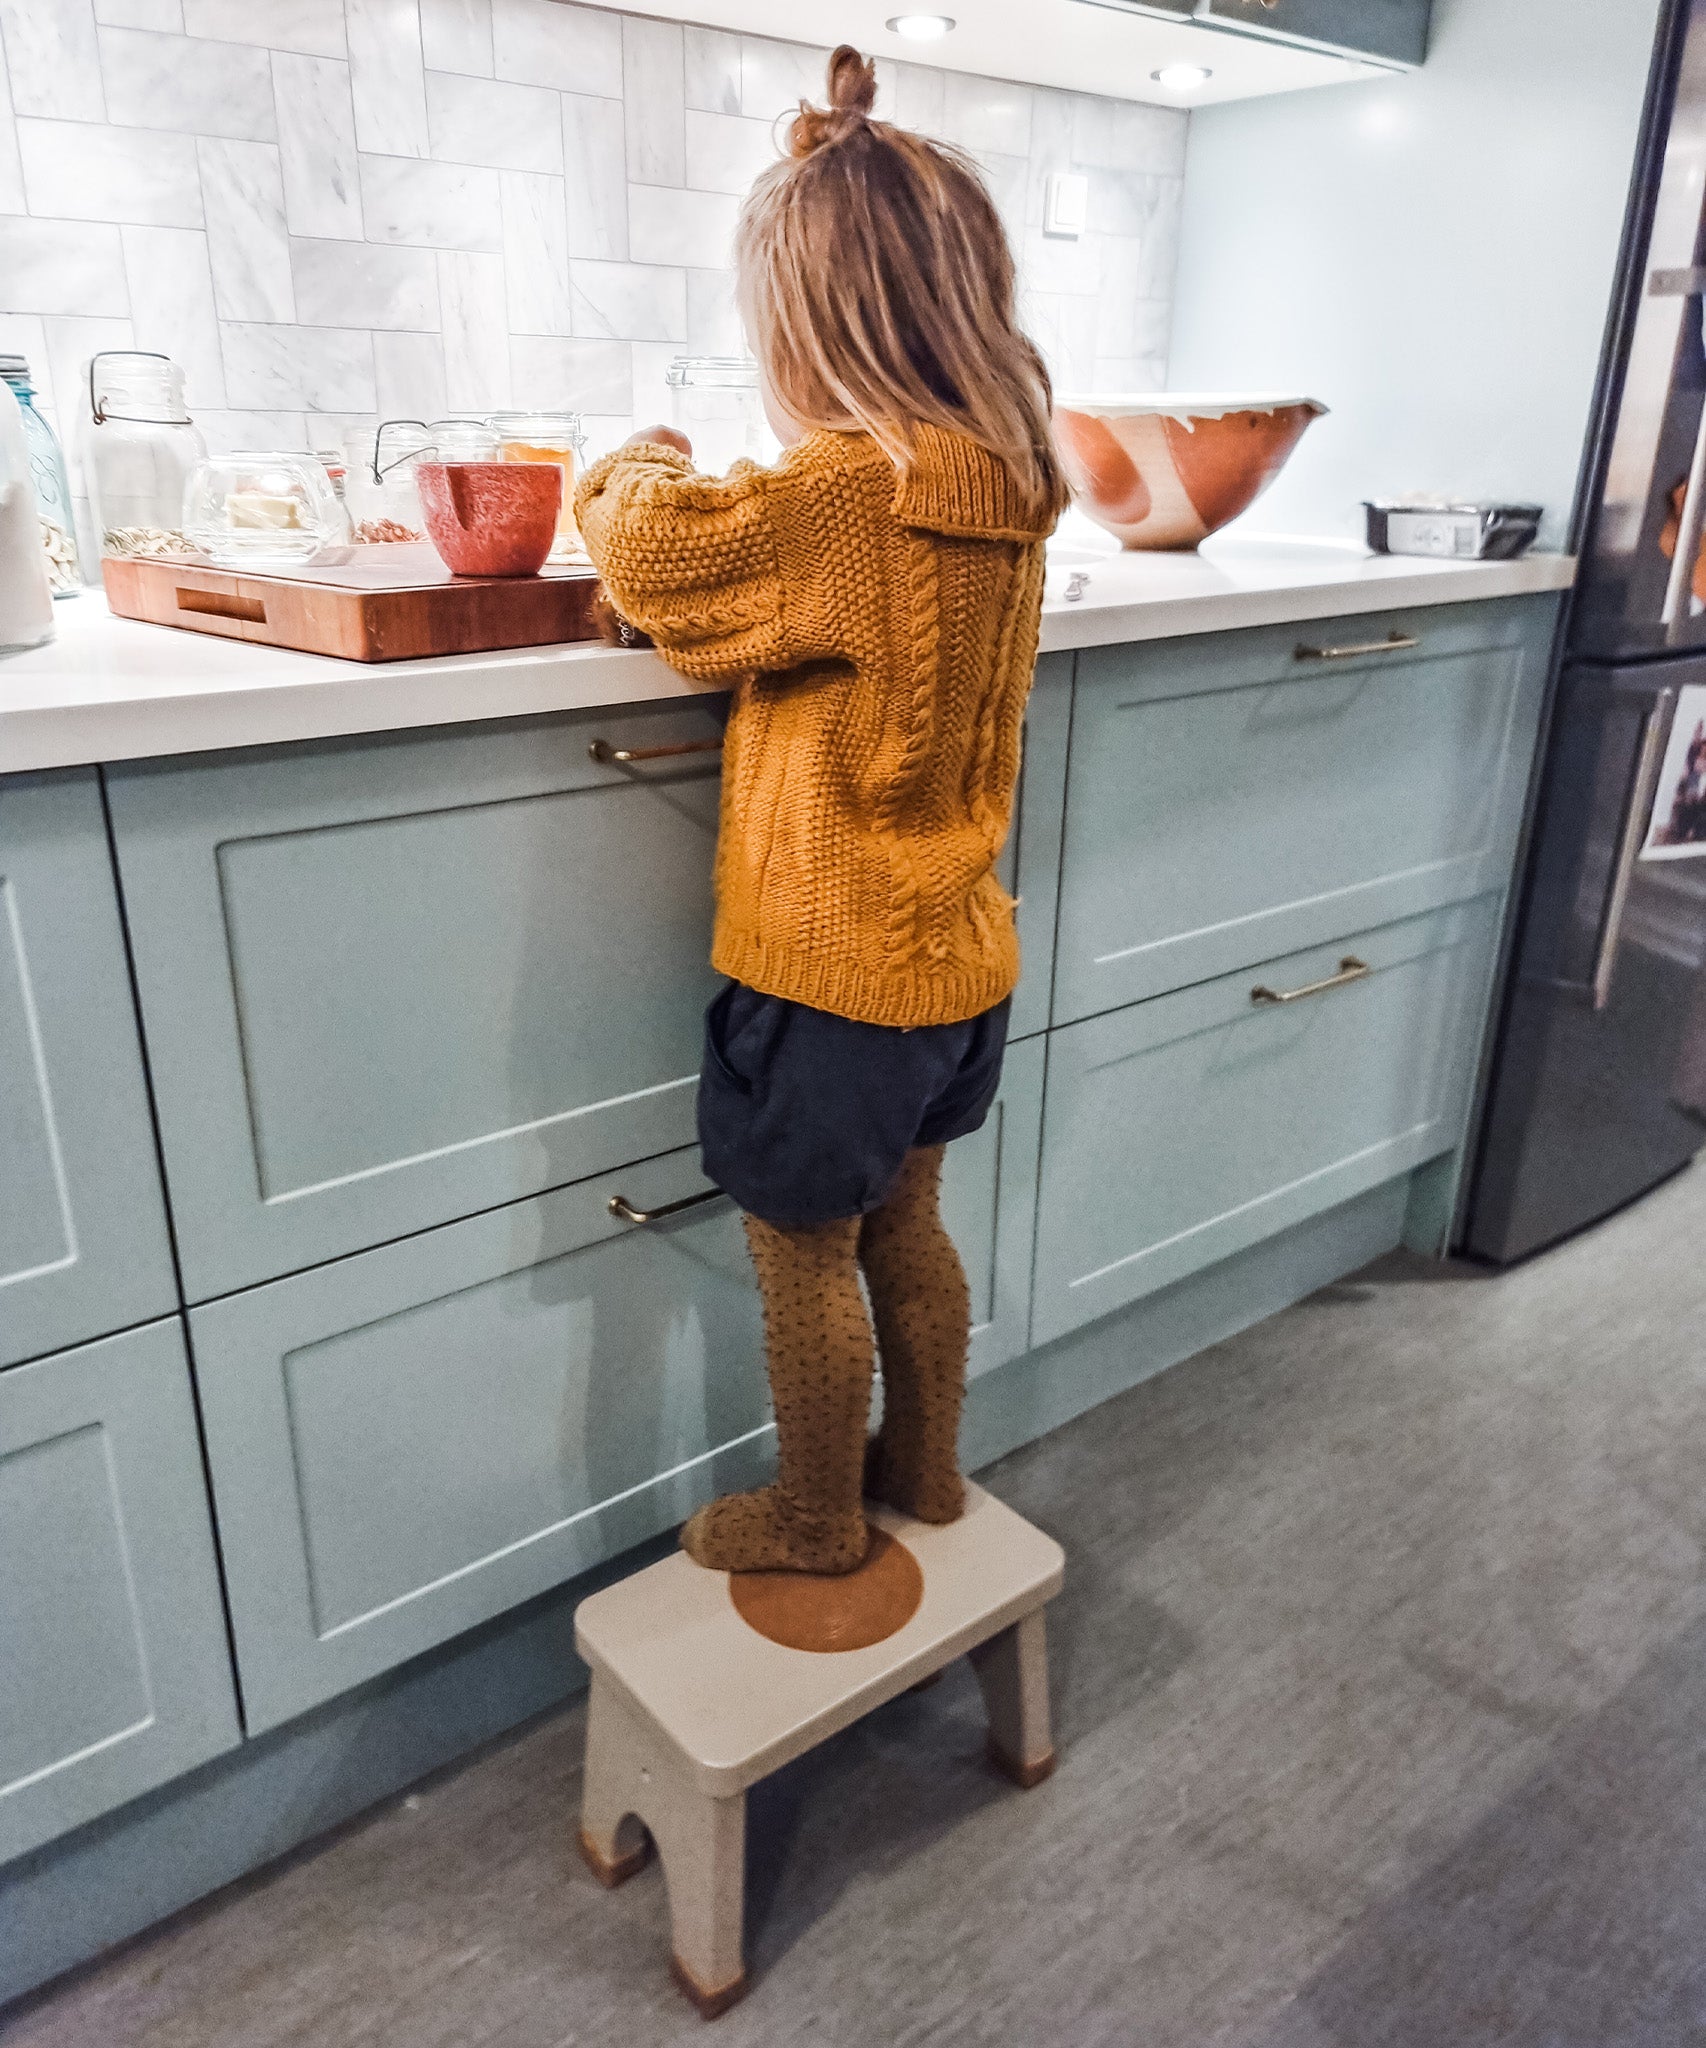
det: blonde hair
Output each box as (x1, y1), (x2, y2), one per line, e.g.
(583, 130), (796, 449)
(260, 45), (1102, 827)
(735, 45), (1069, 519)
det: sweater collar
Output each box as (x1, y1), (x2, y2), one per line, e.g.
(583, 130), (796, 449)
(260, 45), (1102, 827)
(891, 423), (1055, 543)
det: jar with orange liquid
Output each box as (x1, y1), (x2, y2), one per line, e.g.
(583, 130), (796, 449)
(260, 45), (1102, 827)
(487, 411), (585, 560)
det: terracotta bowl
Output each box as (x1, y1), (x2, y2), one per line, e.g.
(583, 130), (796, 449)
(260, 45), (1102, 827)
(417, 460), (562, 577)
(1053, 394), (1328, 550)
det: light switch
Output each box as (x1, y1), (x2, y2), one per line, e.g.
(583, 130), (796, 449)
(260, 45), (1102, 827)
(1043, 171), (1088, 240)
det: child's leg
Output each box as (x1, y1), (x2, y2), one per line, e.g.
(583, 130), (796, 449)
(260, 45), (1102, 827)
(859, 1145), (969, 1525)
(681, 1211), (874, 1575)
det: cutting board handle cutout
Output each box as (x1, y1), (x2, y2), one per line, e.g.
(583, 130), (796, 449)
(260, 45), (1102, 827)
(176, 586), (268, 624)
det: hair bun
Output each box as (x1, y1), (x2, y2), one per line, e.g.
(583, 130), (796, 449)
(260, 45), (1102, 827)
(786, 44), (878, 158)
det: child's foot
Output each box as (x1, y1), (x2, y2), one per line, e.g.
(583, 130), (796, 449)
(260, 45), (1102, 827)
(681, 1484), (871, 1574)
(863, 1434), (966, 1525)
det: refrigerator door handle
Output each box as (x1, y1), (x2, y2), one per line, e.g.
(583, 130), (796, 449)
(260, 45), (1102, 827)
(1591, 686), (1677, 1011)
(1662, 395), (1706, 642)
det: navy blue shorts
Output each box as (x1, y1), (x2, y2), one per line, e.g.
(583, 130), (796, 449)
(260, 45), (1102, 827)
(697, 981), (1010, 1227)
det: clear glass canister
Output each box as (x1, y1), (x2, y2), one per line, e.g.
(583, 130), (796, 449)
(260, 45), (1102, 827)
(79, 350), (207, 559)
(666, 357), (777, 477)
(183, 451), (341, 569)
(344, 419), (433, 542)
(428, 418), (501, 461)
(487, 410), (584, 558)
(0, 378), (54, 649)
(0, 353), (81, 593)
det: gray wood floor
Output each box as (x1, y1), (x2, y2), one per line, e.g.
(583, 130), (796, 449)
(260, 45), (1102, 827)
(8, 1160), (1706, 2048)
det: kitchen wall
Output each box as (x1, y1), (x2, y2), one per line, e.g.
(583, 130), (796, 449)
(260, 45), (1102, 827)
(1167, 0), (1663, 551)
(0, 0), (1186, 480)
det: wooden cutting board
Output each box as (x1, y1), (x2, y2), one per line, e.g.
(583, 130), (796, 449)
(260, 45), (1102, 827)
(102, 544), (603, 662)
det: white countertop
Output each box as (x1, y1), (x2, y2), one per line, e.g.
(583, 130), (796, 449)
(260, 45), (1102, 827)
(0, 530), (1575, 774)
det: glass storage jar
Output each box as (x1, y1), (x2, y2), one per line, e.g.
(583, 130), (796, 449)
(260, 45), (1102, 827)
(344, 420), (434, 542)
(78, 350), (207, 560)
(0, 354), (81, 593)
(183, 451), (341, 569)
(488, 410), (585, 557)
(0, 377), (54, 650)
(428, 418), (501, 461)
(666, 357), (777, 477)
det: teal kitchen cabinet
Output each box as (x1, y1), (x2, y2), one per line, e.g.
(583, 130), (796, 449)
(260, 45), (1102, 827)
(189, 1148), (766, 1731)
(1030, 900), (1498, 1346)
(107, 701), (727, 1303)
(942, 1034), (1045, 1380)
(0, 771), (176, 1369)
(1202, 0), (1429, 66)
(188, 1042), (1038, 1734)
(0, 1319), (240, 1863)
(1054, 599), (1550, 1024)
(1009, 654), (1071, 1043)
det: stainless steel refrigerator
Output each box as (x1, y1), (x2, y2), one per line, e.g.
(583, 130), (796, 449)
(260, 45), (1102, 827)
(1463, 0), (1706, 1263)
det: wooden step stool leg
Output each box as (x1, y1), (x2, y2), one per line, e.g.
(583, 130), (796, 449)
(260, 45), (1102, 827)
(578, 1678), (656, 1887)
(658, 1784), (748, 2020)
(971, 1607), (1056, 1789)
(578, 1676), (749, 2019)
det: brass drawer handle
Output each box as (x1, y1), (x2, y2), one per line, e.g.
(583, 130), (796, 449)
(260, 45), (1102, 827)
(1251, 956), (1371, 1006)
(608, 1187), (725, 1225)
(588, 737), (722, 765)
(1294, 633), (1420, 662)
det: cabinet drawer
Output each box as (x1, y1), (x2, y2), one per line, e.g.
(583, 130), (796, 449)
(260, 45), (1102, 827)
(1056, 600), (1542, 1021)
(1009, 654), (1071, 1042)
(190, 1148), (770, 1732)
(0, 1320), (240, 1863)
(942, 1034), (1044, 1380)
(1032, 900), (1498, 1346)
(190, 1042), (1039, 1733)
(1, 770), (176, 1366)
(108, 701), (726, 1301)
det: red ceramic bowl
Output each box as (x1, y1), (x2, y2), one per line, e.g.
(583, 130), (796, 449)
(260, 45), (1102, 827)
(1053, 394), (1327, 550)
(416, 460), (562, 576)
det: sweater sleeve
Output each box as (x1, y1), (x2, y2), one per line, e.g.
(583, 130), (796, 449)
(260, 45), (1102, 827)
(574, 442), (791, 682)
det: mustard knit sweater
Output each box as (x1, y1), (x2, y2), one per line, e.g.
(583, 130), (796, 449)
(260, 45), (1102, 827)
(575, 425), (1054, 1028)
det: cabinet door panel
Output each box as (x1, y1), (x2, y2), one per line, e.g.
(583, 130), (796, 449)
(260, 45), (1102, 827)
(1033, 901), (1497, 1345)
(940, 1035), (1044, 1380)
(0, 771), (175, 1367)
(192, 1042), (1040, 1732)
(1203, 0), (1429, 65)
(190, 1150), (767, 1731)
(108, 704), (726, 1301)
(1057, 603), (1539, 1021)
(1009, 655), (1071, 1042)
(0, 1320), (240, 1862)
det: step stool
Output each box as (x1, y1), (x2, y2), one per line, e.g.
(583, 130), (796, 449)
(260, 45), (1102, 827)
(574, 1481), (1065, 2018)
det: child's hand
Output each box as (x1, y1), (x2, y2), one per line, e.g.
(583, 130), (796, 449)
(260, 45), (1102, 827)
(624, 425), (693, 458)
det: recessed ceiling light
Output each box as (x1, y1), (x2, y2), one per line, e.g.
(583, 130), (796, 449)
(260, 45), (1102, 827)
(886, 13), (956, 40)
(1151, 62), (1213, 90)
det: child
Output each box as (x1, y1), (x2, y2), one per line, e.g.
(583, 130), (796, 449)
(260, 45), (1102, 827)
(575, 45), (1067, 1576)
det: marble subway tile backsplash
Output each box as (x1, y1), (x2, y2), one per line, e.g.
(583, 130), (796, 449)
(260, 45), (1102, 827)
(0, 0), (1183, 471)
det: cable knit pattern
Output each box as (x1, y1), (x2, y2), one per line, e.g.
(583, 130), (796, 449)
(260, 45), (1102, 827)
(575, 424), (1055, 1027)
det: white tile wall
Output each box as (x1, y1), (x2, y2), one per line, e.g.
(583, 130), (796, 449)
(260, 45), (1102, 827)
(0, 0), (1183, 473)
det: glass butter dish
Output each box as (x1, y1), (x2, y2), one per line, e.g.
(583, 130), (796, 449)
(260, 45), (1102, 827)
(183, 452), (341, 569)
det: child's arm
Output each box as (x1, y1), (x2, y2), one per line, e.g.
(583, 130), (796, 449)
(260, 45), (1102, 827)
(575, 441), (816, 683)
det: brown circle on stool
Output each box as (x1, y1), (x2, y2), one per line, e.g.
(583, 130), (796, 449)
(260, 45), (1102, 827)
(728, 1526), (923, 1652)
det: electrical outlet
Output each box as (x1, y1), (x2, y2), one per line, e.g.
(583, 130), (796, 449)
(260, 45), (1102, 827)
(1043, 172), (1089, 240)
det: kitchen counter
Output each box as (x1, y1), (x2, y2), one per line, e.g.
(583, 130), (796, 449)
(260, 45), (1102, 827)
(0, 532), (1574, 774)
(4, 558), (1567, 2005)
